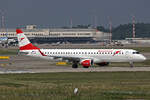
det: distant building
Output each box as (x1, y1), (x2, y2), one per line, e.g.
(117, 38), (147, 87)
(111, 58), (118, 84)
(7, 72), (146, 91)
(26, 25), (37, 30)
(126, 38), (150, 44)
(0, 25), (110, 43)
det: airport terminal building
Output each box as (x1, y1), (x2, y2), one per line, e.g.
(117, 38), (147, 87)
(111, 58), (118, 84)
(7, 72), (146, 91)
(0, 25), (110, 43)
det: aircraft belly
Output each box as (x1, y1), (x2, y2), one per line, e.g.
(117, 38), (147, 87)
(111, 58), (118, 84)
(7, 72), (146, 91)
(111, 56), (129, 62)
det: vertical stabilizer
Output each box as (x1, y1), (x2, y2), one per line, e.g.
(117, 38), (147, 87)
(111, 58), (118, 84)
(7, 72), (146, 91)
(16, 29), (39, 50)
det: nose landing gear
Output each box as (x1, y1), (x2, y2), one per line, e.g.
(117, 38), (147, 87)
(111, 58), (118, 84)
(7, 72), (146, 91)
(129, 62), (134, 67)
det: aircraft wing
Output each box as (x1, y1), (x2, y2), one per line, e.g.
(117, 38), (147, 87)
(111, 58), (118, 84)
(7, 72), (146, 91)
(46, 55), (92, 62)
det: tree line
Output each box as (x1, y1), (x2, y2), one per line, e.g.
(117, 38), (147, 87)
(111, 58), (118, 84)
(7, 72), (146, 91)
(97, 23), (150, 40)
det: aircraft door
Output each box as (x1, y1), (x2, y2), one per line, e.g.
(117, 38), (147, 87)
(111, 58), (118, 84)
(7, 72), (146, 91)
(125, 51), (132, 60)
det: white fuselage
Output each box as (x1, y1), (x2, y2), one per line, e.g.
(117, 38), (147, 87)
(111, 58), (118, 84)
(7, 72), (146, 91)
(21, 49), (146, 63)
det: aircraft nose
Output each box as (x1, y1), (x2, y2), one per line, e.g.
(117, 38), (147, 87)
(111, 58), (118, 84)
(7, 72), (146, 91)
(141, 55), (146, 61)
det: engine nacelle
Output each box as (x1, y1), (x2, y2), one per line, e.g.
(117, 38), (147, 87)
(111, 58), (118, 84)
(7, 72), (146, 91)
(80, 59), (93, 68)
(96, 62), (109, 66)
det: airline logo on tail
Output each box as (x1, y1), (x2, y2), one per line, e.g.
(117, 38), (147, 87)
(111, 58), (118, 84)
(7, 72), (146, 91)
(16, 29), (39, 50)
(20, 37), (25, 41)
(16, 29), (47, 56)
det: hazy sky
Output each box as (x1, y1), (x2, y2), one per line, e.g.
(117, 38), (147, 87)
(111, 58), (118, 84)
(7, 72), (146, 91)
(1, 0), (150, 28)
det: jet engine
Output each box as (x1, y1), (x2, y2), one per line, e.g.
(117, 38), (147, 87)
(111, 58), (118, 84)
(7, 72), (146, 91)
(80, 59), (93, 68)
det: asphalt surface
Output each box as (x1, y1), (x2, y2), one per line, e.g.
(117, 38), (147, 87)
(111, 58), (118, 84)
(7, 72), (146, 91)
(1, 66), (150, 74)
(0, 54), (149, 74)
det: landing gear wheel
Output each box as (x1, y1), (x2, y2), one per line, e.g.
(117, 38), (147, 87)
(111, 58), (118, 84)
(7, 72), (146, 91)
(129, 62), (134, 68)
(72, 63), (78, 68)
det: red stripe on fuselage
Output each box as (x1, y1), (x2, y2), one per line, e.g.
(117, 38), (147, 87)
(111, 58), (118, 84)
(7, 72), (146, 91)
(20, 43), (47, 56)
(38, 49), (47, 56)
(20, 43), (39, 50)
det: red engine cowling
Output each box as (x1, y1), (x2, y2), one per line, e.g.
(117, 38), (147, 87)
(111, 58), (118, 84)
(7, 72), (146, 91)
(80, 59), (93, 68)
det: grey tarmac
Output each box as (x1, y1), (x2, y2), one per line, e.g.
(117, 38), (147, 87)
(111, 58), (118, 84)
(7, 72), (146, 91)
(0, 67), (150, 74)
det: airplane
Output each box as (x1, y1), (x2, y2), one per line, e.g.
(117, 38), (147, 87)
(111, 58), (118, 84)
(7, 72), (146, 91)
(16, 29), (146, 68)
(0, 37), (8, 44)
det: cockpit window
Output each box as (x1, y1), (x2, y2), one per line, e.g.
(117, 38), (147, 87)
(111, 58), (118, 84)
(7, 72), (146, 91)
(133, 52), (140, 54)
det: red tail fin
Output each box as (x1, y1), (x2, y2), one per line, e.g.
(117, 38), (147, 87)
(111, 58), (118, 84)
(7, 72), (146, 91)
(19, 43), (39, 50)
(16, 29), (39, 50)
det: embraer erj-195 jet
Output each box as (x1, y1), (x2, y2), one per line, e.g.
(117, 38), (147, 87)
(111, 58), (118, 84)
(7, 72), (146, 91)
(16, 29), (146, 68)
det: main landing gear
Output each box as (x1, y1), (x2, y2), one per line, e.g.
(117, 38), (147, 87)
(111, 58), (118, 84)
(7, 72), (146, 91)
(72, 61), (78, 68)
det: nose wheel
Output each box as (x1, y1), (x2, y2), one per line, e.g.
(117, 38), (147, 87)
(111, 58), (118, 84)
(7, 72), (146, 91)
(129, 62), (134, 67)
